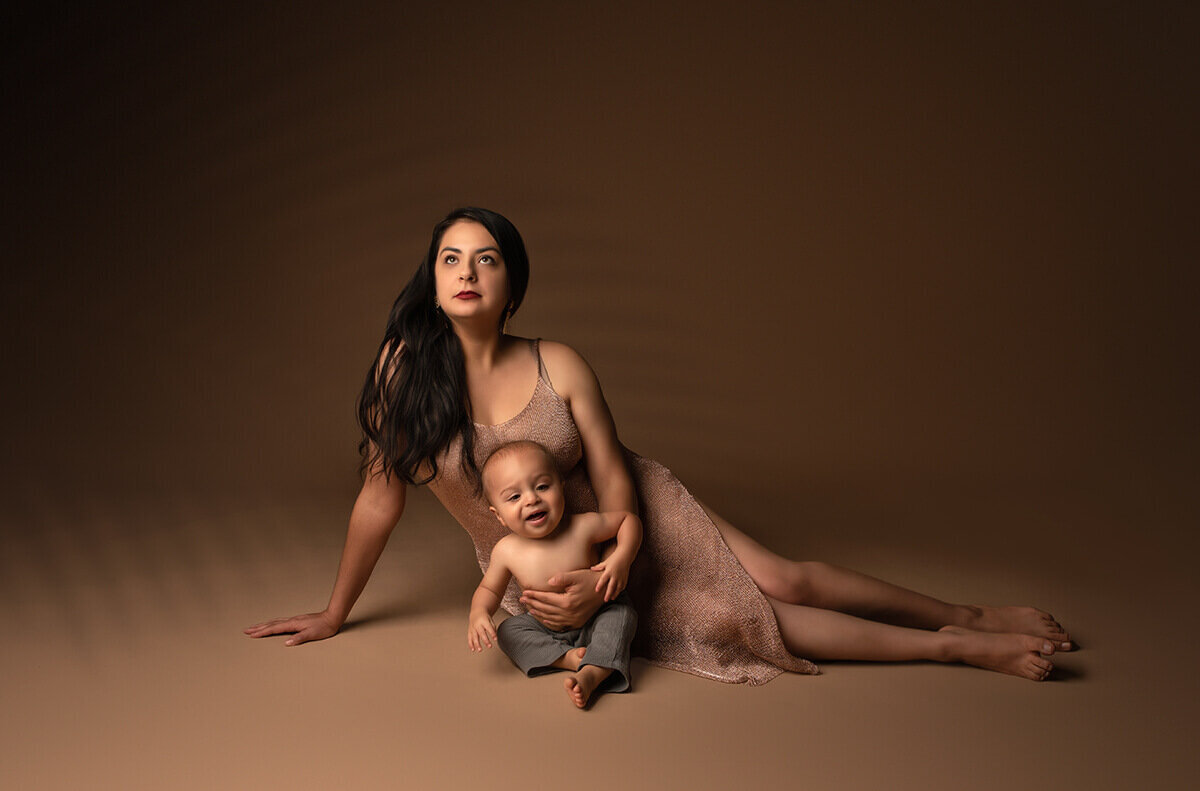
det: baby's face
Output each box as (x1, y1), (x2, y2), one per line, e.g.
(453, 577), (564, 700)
(484, 447), (566, 539)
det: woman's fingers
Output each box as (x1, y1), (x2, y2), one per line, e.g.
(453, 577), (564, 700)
(548, 568), (588, 588)
(285, 628), (310, 646)
(245, 612), (339, 646)
(243, 618), (284, 633)
(244, 620), (297, 638)
(521, 598), (551, 618)
(520, 589), (566, 612)
(523, 601), (566, 623)
(520, 594), (566, 629)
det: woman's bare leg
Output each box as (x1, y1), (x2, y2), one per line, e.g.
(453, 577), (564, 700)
(766, 596), (1055, 681)
(699, 502), (1072, 648)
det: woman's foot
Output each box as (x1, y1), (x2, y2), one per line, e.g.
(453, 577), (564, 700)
(564, 664), (612, 709)
(550, 646), (587, 672)
(939, 625), (1055, 681)
(957, 605), (1073, 650)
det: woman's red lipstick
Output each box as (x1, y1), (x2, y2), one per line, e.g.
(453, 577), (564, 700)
(454, 290), (481, 299)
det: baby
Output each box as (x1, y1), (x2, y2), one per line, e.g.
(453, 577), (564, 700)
(468, 440), (642, 709)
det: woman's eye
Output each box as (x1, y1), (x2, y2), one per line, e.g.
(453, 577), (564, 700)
(444, 255), (457, 264)
(479, 255), (493, 265)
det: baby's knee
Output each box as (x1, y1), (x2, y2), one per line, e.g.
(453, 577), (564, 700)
(496, 614), (539, 648)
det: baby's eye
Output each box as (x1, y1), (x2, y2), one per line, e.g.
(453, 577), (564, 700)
(536, 483), (549, 491)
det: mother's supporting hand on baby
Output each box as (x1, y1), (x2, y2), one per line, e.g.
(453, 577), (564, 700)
(519, 568), (607, 630)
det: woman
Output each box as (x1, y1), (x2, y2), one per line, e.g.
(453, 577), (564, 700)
(246, 207), (1073, 683)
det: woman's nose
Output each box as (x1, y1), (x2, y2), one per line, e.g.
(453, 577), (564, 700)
(458, 263), (475, 281)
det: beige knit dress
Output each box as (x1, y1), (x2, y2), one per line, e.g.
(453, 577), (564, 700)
(425, 340), (818, 684)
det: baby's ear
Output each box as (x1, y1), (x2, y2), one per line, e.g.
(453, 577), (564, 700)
(488, 506), (506, 527)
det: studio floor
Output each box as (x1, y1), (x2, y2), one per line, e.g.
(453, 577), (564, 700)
(3, 477), (1195, 791)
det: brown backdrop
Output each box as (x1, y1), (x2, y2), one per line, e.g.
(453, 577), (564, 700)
(3, 3), (1197, 790)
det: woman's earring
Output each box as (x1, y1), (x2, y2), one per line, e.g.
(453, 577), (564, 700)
(434, 296), (441, 310)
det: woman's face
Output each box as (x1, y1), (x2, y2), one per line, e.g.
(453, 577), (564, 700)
(433, 220), (510, 327)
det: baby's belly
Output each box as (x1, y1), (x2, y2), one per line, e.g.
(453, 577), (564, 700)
(511, 549), (596, 591)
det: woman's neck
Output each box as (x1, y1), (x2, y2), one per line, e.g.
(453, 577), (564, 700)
(452, 321), (506, 369)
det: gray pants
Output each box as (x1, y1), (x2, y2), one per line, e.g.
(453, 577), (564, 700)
(496, 593), (637, 693)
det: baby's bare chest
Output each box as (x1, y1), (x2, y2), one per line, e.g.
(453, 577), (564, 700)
(506, 534), (598, 591)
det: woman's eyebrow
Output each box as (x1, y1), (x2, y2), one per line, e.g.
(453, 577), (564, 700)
(439, 246), (500, 255)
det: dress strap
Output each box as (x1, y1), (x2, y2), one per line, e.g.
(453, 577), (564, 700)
(532, 338), (553, 389)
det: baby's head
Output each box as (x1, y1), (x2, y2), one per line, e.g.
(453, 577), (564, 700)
(481, 440), (566, 539)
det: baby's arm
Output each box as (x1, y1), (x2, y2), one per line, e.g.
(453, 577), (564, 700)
(588, 511), (643, 601)
(468, 541), (513, 652)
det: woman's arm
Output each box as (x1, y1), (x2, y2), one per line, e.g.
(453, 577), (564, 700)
(539, 340), (637, 514)
(243, 429), (408, 648)
(325, 466), (407, 624)
(244, 459), (406, 646)
(517, 341), (637, 629)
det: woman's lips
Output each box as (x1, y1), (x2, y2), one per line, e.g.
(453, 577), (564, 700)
(454, 291), (480, 299)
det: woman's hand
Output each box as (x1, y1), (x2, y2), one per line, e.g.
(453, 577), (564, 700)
(520, 569), (607, 630)
(243, 611), (342, 646)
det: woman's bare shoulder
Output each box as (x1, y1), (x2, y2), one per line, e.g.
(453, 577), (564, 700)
(537, 338), (584, 362)
(537, 339), (598, 394)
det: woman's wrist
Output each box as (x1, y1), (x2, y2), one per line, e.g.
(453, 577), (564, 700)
(323, 605), (349, 628)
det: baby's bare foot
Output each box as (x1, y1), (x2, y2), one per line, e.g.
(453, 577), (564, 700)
(551, 646), (587, 672)
(564, 664), (612, 709)
(939, 625), (1055, 681)
(960, 605), (1073, 650)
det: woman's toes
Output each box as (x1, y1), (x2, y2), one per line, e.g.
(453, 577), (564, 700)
(1026, 658), (1053, 681)
(1026, 635), (1056, 656)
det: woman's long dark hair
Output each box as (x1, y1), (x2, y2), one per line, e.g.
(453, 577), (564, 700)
(356, 207), (530, 485)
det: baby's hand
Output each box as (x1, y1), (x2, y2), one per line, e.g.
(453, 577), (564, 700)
(467, 611), (497, 652)
(590, 557), (631, 602)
